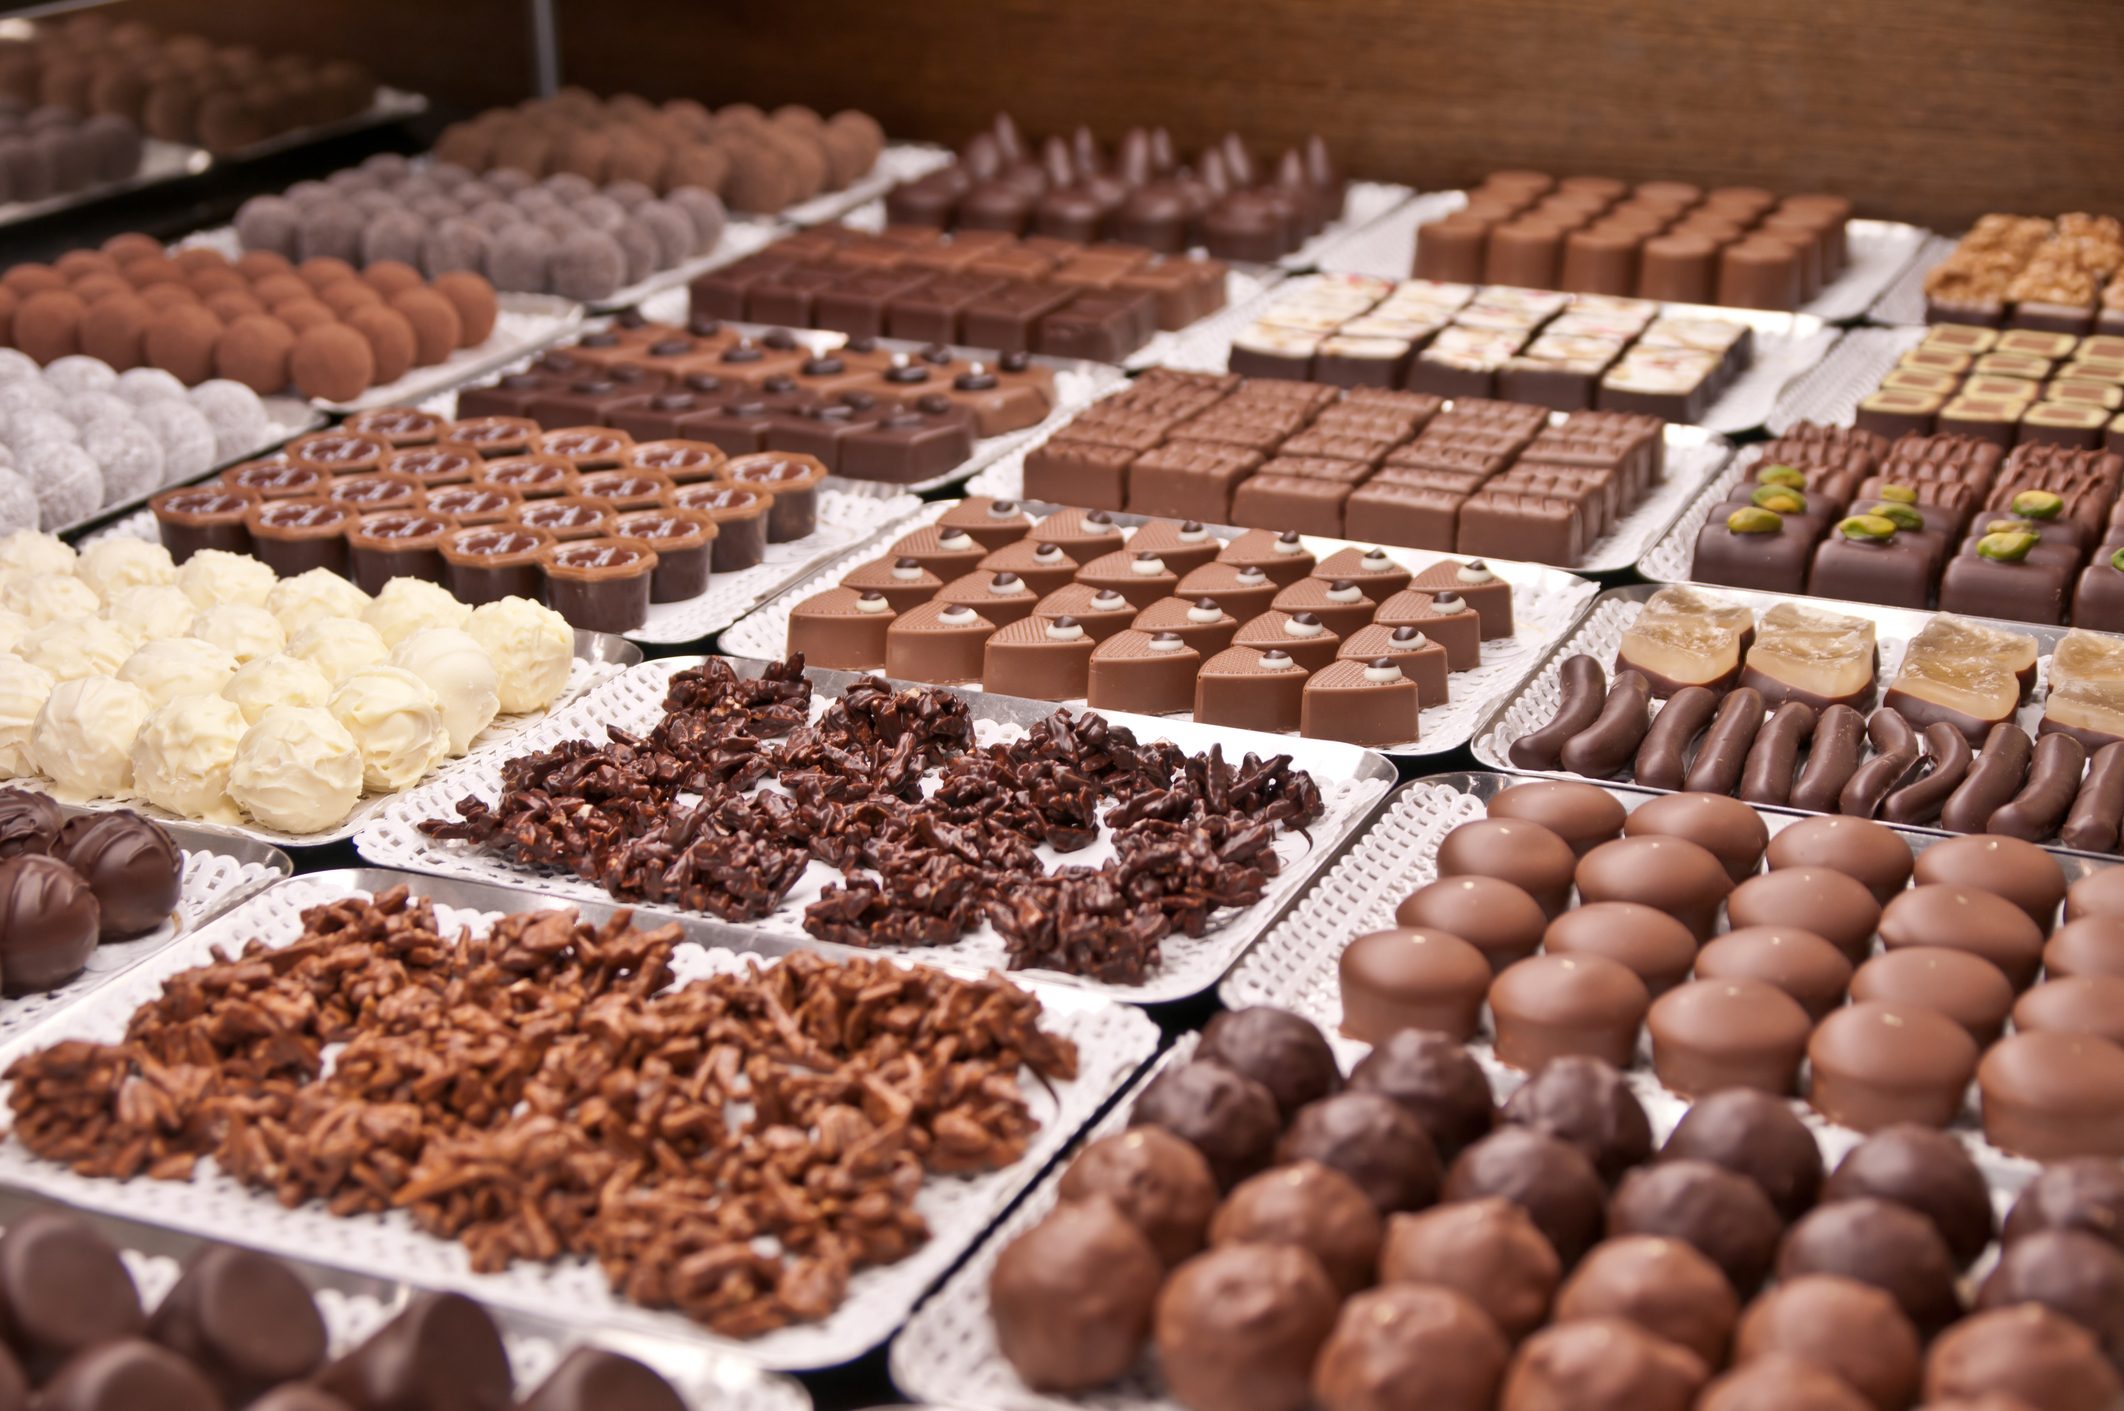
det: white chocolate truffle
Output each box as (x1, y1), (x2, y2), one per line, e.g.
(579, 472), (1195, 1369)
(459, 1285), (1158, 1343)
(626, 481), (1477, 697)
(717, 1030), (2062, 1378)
(130, 694), (247, 821)
(0, 607), (29, 656)
(82, 419), (164, 506)
(1, 572), (101, 626)
(190, 603), (286, 664)
(0, 469), (35, 535)
(76, 538), (176, 600)
(176, 549), (276, 610)
(186, 379), (269, 459)
(228, 706), (364, 832)
(102, 584), (199, 644)
(0, 530), (75, 579)
(362, 577), (472, 648)
(42, 355), (117, 395)
(18, 441), (102, 529)
(30, 675), (152, 800)
(0, 656), (55, 775)
(119, 638), (240, 707)
(390, 627), (499, 754)
(132, 400), (217, 480)
(466, 596), (573, 713)
(287, 618), (389, 684)
(329, 666), (450, 791)
(268, 568), (372, 636)
(222, 653), (332, 725)
(18, 616), (135, 682)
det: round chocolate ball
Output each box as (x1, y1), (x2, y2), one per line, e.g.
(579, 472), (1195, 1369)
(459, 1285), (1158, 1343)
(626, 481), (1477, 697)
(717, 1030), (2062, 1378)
(212, 313), (296, 393)
(1346, 1029), (1495, 1162)
(289, 322), (375, 402)
(2044, 915), (2124, 981)
(1377, 1198), (1559, 1341)
(1056, 1127), (1219, 1268)
(1130, 1059), (1282, 1192)
(1978, 1031), (2124, 1161)
(1278, 1091), (1441, 1215)
(388, 287), (461, 367)
(1542, 901), (1697, 993)
(2066, 867), (2124, 922)
(1340, 927), (1491, 1043)
(1727, 866), (1881, 960)
(1697, 1354), (1874, 1411)
(1735, 1274), (1921, 1411)
(1499, 1316), (1709, 1411)
(431, 271), (497, 346)
(1913, 833), (2066, 927)
(1849, 946), (2015, 1045)
(1437, 818), (1577, 918)
(1766, 815), (1914, 905)
(1878, 885), (2045, 990)
(1924, 1305), (2121, 1411)
(1824, 1125), (1995, 1267)
(2005, 1157), (2124, 1254)
(1977, 1228), (2124, 1365)
(0, 853), (100, 994)
(1395, 876), (1547, 972)
(1488, 952), (1649, 1073)
(1500, 1054), (1651, 1184)
(1486, 779), (1627, 857)
(1647, 977), (1812, 1097)
(1695, 925), (1852, 1020)
(0, 789), (63, 859)
(1623, 792), (1767, 883)
(1211, 1160), (1384, 1294)
(54, 810), (180, 939)
(0, 1208), (145, 1380)
(345, 305), (416, 384)
(1311, 1283), (1509, 1411)
(1576, 834), (1733, 940)
(1198, 1005), (1339, 1119)
(1558, 1232), (1737, 1365)
(1778, 1198), (1963, 1335)
(990, 1197), (1162, 1391)
(1444, 1127), (1606, 1267)
(1609, 1157), (1783, 1293)
(1154, 1243), (1340, 1411)
(2013, 975), (2124, 1047)
(1660, 1086), (1823, 1221)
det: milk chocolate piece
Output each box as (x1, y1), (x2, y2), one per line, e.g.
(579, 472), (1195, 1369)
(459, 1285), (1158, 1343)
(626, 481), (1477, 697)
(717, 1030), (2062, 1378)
(1778, 1198), (1964, 1336)
(1808, 1000), (1981, 1131)
(315, 1292), (512, 1411)
(1087, 629), (1200, 714)
(1442, 1127), (1607, 1267)
(513, 1348), (685, 1411)
(146, 1243), (327, 1404)
(53, 812), (179, 941)
(1487, 951), (1649, 1072)
(982, 613), (1096, 699)
(1850, 946), (2015, 1046)
(1978, 1030), (2124, 1160)
(0, 1209), (143, 1380)
(543, 536), (658, 633)
(789, 587), (896, 670)
(1195, 647), (1307, 732)
(885, 600), (995, 684)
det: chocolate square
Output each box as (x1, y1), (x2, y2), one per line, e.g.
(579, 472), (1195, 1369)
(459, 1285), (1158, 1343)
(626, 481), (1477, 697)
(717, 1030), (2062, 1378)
(1126, 441), (1264, 521)
(1230, 474), (1355, 536)
(1023, 439), (1138, 508)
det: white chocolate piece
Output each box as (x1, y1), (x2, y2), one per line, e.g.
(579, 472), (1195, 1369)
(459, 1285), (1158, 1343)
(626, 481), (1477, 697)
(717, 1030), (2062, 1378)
(389, 627), (500, 755)
(75, 538), (176, 600)
(288, 618), (390, 685)
(30, 675), (151, 800)
(222, 653), (332, 725)
(268, 568), (372, 636)
(330, 666), (451, 791)
(362, 577), (472, 648)
(18, 616), (134, 682)
(102, 584), (199, 644)
(190, 604), (287, 664)
(0, 656), (55, 774)
(229, 706), (365, 833)
(176, 549), (277, 611)
(465, 597), (573, 713)
(3, 573), (101, 625)
(119, 638), (240, 707)
(130, 694), (248, 821)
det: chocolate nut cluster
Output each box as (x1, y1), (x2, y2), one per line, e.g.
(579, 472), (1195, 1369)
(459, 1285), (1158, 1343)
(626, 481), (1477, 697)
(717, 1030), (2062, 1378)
(4, 883), (1078, 1338)
(423, 654), (1325, 982)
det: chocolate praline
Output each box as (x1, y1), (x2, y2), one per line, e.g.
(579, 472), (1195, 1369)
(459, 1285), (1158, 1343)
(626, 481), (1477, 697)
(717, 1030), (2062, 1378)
(1878, 884), (2045, 989)
(1696, 1354), (1874, 1411)
(1542, 901), (1697, 994)
(1395, 875), (1547, 972)
(0, 854), (101, 994)
(1554, 1234), (1738, 1365)
(1765, 815), (1914, 905)
(145, 1243), (328, 1404)
(0, 1208), (145, 1380)
(1500, 1055), (1652, 1184)
(1340, 927), (1492, 1043)
(1488, 952), (1650, 1073)
(1848, 946), (2015, 1045)
(1486, 779), (1627, 857)
(314, 1293), (512, 1411)
(1130, 1058), (1282, 1191)
(33, 1339), (220, 1411)
(1056, 1127), (1220, 1268)
(1277, 1091), (1441, 1215)
(1211, 1160), (1384, 1294)
(1608, 1158), (1784, 1294)
(1976, 1229), (2124, 1366)
(0, 789), (62, 859)
(1647, 977), (1813, 1096)
(1436, 817), (1578, 917)
(1345, 1029), (1495, 1162)
(1777, 1197), (1964, 1335)
(1660, 1087), (1824, 1222)
(1693, 925), (1852, 1021)
(2012, 975), (2124, 1047)
(1499, 1316), (1709, 1411)
(1923, 1305), (2121, 1411)
(1575, 834), (1733, 940)
(1198, 1005), (1340, 1118)
(1978, 1031), (2124, 1160)
(1622, 792), (1768, 883)
(1378, 1198), (1558, 1342)
(1312, 1283), (1510, 1411)
(1154, 1243), (1340, 1411)
(2065, 866), (2124, 922)
(1913, 833), (2067, 927)
(989, 1197), (1163, 1391)
(1734, 1275), (1923, 1411)
(1823, 1124), (1995, 1267)
(1443, 1127), (1606, 1267)
(2044, 915), (2124, 979)
(53, 811), (182, 940)
(2005, 1157), (2124, 1253)
(1725, 866), (1882, 960)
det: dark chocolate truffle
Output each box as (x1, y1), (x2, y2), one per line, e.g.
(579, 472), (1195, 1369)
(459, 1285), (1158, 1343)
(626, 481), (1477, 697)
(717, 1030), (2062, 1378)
(1346, 1029), (1496, 1162)
(1154, 1243), (1340, 1411)
(0, 853), (100, 994)
(1443, 1127), (1606, 1267)
(144, 1242), (327, 1404)
(1823, 1125), (1995, 1267)
(1609, 1158), (1784, 1293)
(1437, 817), (1578, 918)
(1913, 833), (2067, 927)
(2004, 1157), (2124, 1254)
(1211, 1160), (1384, 1294)
(1499, 1316), (1709, 1411)
(1277, 1091), (1441, 1215)
(0, 1208), (144, 1380)
(1395, 876), (1547, 972)
(1312, 1283), (1509, 1411)
(1647, 977), (1812, 1096)
(1131, 1059), (1282, 1191)
(1057, 1127), (1219, 1267)
(1777, 1198), (1963, 1335)
(314, 1292), (512, 1411)
(989, 1196), (1162, 1390)
(1623, 791), (1768, 883)
(1766, 815), (1914, 904)
(1500, 1055), (1651, 1184)
(0, 789), (61, 858)
(1542, 902), (1697, 993)
(1555, 1234), (1737, 1364)
(33, 1338), (219, 1411)
(1660, 1087), (1824, 1222)
(1697, 1354), (1874, 1411)
(1726, 866), (1882, 960)
(1735, 1274), (1922, 1411)
(1977, 1228), (2124, 1365)
(1576, 834), (1734, 940)
(54, 811), (180, 940)
(1199, 1005), (1340, 1118)
(1377, 1197), (1560, 1341)
(512, 1347), (685, 1411)
(1486, 779), (1628, 857)
(1340, 927), (1491, 1042)
(1924, 1305), (2121, 1411)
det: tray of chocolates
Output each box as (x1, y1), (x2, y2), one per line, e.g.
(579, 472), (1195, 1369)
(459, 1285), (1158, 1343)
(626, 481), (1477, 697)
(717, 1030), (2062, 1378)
(966, 372), (1735, 574)
(1472, 582), (2124, 859)
(356, 654), (1397, 1003)
(0, 866), (1161, 1370)
(0, 1189), (811, 1411)
(1906, 212), (2124, 332)
(0, 790), (290, 1046)
(722, 497), (1598, 757)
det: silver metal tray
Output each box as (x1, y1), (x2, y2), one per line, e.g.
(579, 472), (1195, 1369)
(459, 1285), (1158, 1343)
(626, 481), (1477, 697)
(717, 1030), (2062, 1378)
(719, 497), (1600, 758)
(1868, 231), (1959, 327)
(0, 865), (1160, 1372)
(355, 654), (1398, 1004)
(1765, 324), (1926, 434)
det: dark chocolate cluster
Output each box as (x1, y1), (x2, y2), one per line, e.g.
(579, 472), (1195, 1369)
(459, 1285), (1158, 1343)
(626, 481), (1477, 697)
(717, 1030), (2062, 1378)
(421, 656), (1324, 982)
(0, 792), (180, 995)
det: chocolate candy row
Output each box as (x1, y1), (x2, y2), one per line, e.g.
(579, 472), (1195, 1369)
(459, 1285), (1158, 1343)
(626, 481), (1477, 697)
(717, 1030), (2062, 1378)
(1923, 211), (2124, 332)
(1856, 323), (2124, 452)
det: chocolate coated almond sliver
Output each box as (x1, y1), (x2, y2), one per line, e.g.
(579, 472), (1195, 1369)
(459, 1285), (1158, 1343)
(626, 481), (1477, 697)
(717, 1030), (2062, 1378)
(1739, 699), (1816, 806)
(1560, 671), (1654, 778)
(1682, 686), (1764, 796)
(1939, 722), (2033, 835)
(1510, 654), (1606, 771)
(1635, 685), (1718, 792)
(1789, 703), (1866, 814)
(1989, 730), (2086, 842)
(1838, 708), (1919, 819)
(2060, 741), (2124, 853)
(1881, 722), (1974, 826)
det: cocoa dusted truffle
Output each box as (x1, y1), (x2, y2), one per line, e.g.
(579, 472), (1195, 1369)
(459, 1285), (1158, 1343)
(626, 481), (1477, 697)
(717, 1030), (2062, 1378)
(1576, 834), (1734, 940)
(0, 853), (101, 994)
(54, 810), (180, 940)
(1976, 1229), (2124, 1365)
(1346, 1029), (1495, 1162)
(0, 1208), (145, 1379)
(1395, 876), (1547, 972)
(1057, 1127), (1219, 1268)
(989, 1196), (1162, 1390)
(1377, 1198), (1560, 1341)
(1500, 1055), (1651, 1184)
(1436, 817), (1578, 917)
(1735, 1274), (1922, 1411)
(1696, 1355), (1875, 1411)
(1824, 1125), (1995, 1268)
(1499, 1316), (1709, 1411)
(1622, 791), (1767, 882)
(1211, 1160), (1384, 1294)
(1198, 1005), (1339, 1118)
(1154, 1244), (1340, 1411)
(1485, 779), (1627, 857)
(1312, 1284), (1509, 1411)
(289, 322), (375, 402)
(1554, 1234), (1738, 1365)
(1924, 1305), (2121, 1411)
(1130, 1058), (1282, 1191)
(1660, 1087), (1824, 1222)
(1609, 1159), (1784, 1293)
(1777, 1198), (1963, 1335)
(145, 1243), (328, 1404)
(1766, 814), (1914, 905)
(2005, 1157), (2124, 1254)
(1277, 1091), (1441, 1214)
(1443, 1127), (1606, 1267)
